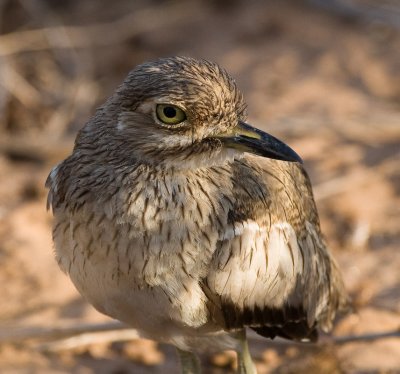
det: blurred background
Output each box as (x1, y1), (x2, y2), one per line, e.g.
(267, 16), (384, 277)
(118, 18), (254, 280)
(0, 0), (399, 373)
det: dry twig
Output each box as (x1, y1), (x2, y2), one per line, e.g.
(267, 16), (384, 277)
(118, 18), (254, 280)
(0, 59), (42, 108)
(0, 321), (125, 344)
(0, 3), (194, 56)
(36, 329), (140, 353)
(1, 321), (399, 353)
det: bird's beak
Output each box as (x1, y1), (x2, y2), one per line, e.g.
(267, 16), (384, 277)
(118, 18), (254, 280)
(215, 121), (303, 163)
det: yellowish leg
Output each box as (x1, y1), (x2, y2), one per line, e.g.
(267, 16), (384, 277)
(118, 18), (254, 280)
(176, 348), (202, 374)
(236, 329), (257, 374)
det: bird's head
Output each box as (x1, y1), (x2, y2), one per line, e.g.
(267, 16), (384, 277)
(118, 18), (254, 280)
(78, 57), (301, 169)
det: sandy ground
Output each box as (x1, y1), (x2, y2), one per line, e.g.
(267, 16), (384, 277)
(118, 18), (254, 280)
(0, 0), (399, 373)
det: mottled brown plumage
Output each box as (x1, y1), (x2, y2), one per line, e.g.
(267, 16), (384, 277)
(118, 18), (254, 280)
(47, 57), (348, 373)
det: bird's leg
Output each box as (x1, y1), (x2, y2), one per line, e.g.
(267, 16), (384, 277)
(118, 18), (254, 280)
(176, 348), (202, 374)
(235, 329), (257, 374)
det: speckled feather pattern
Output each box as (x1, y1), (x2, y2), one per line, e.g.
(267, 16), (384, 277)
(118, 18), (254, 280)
(47, 57), (348, 352)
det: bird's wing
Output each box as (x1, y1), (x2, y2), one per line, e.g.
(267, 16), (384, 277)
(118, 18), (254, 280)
(203, 155), (348, 341)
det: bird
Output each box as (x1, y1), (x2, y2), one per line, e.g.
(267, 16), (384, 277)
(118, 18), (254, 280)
(46, 56), (348, 373)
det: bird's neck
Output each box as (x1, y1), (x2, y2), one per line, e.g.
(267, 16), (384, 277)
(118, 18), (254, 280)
(137, 148), (244, 173)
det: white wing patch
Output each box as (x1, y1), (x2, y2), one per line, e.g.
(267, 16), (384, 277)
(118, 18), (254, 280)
(221, 220), (266, 241)
(267, 222), (302, 279)
(211, 220), (304, 309)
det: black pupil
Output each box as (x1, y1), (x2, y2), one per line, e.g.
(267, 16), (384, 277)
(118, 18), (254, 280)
(163, 106), (177, 118)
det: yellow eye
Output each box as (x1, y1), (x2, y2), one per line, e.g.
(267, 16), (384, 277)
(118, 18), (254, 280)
(156, 104), (186, 125)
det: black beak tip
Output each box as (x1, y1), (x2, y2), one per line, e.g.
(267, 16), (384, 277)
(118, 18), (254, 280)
(235, 133), (304, 164)
(271, 150), (303, 164)
(284, 147), (303, 164)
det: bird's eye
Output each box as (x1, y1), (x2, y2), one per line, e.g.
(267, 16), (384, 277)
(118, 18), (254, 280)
(156, 104), (186, 125)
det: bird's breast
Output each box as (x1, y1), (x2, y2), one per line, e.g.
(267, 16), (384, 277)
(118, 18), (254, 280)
(52, 166), (237, 333)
